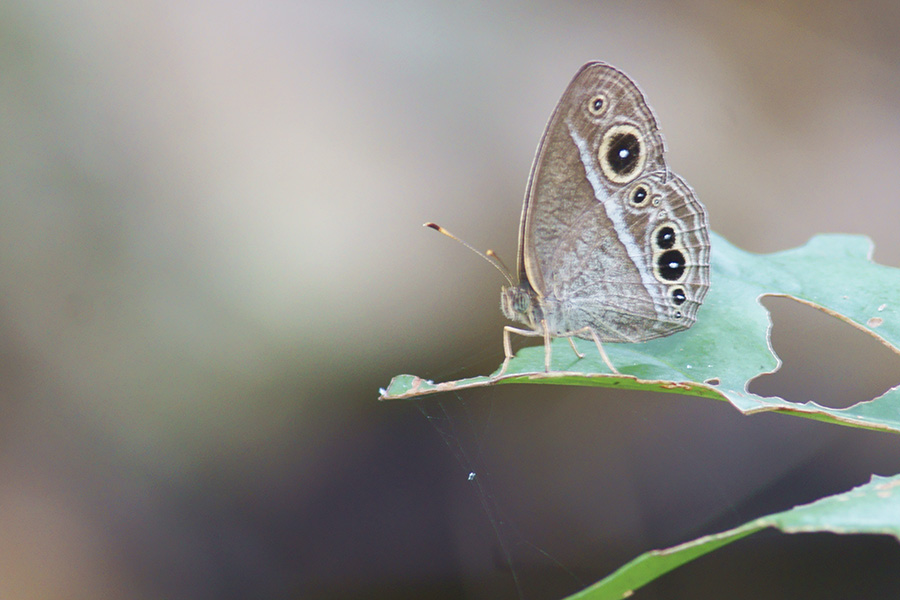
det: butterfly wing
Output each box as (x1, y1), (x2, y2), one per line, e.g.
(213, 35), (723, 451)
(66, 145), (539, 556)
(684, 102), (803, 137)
(517, 62), (710, 342)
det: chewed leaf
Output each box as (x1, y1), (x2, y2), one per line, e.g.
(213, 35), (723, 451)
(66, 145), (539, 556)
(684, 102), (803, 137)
(381, 233), (900, 433)
(562, 473), (900, 600)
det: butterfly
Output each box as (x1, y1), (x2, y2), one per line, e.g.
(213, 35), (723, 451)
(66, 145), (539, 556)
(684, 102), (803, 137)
(430, 62), (710, 376)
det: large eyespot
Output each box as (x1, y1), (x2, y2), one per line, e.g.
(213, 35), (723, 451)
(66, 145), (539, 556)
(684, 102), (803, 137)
(656, 249), (687, 282)
(587, 94), (608, 116)
(598, 124), (646, 184)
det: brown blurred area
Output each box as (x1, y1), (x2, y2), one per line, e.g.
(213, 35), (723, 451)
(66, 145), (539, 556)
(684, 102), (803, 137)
(1, 1), (899, 598)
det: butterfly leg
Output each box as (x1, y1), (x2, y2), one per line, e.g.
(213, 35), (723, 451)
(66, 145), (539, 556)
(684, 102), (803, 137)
(587, 328), (619, 374)
(569, 327), (619, 374)
(567, 337), (585, 359)
(498, 325), (543, 377)
(541, 319), (552, 372)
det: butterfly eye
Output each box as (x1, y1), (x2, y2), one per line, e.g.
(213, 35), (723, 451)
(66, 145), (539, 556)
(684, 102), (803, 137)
(513, 292), (530, 313)
(588, 94), (607, 116)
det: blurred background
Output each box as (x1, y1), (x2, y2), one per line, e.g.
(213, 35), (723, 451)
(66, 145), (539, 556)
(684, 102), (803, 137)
(2, 1), (900, 598)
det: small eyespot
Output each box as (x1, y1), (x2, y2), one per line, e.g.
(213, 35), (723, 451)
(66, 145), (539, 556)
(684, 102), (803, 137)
(674, 311), (683, 320)
(588, 94), (607, 116)
(630, 185), (649, 206)
(655, 226), (676, 250)
(670, 286), (686, 305)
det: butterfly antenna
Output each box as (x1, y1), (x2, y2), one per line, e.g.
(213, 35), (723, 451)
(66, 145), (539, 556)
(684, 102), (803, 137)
(424, 222), (515, 286)
(485, 249), (512, 279)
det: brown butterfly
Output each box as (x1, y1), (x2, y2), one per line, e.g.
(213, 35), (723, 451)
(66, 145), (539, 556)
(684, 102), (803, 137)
(430, 62), (710, 375)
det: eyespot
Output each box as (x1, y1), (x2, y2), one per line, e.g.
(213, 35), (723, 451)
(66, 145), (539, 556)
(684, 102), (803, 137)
(651, 222), (689, 284)
(598, 124), (646, 184)
(669, 286), (687, 305)
(588, 94), (607, 116)
(606, 134), (640, 175)
(651, 222), (680, 251)
(655, 225), (676, 250)
(629, 184), (649, 207)
(656, 249), (686, 282)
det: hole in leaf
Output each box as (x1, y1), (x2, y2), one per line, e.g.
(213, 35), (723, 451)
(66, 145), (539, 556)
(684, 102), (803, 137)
(748, 296), (900, 408)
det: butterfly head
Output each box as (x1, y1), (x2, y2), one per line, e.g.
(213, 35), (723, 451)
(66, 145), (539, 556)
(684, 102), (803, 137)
(500, 283), (542, 330)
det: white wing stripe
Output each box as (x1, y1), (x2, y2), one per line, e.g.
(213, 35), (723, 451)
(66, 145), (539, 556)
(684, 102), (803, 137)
(567, 124), (663, 320)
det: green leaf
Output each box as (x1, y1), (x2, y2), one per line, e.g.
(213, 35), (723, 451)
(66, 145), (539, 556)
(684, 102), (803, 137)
(562, 473), (900, 600)
(380, 233), (900, 432)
